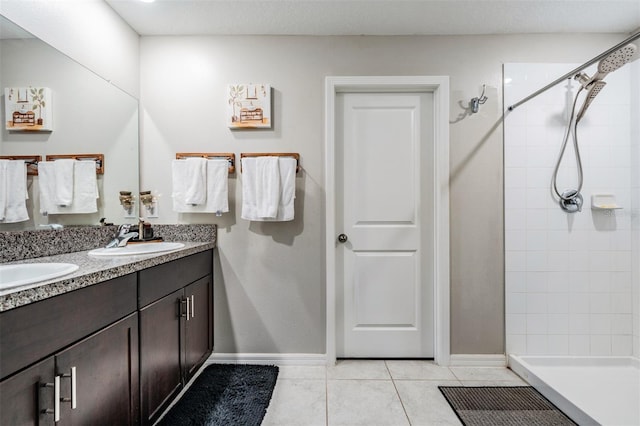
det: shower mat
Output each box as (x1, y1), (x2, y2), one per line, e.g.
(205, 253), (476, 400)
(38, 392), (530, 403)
(439, 386), (577, 426)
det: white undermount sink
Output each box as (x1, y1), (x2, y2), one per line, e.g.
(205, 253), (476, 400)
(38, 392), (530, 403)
(0, 263), (79, 291)
(88, 242), (185, 257)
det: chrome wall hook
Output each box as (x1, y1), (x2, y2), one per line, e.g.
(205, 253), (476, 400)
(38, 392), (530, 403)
(470, 84), (488, 113)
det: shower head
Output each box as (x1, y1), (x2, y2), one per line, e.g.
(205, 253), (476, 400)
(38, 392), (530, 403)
(597, 43), (637, 74)
(576, 80), (606, 122)
(573, 43), (636, 121)
(576, 43), (637, 88)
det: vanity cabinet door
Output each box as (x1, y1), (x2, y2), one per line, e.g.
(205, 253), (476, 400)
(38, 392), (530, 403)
(0, 314), (138, 426)
(183, 275), (213, 380)
(139, 289), (183, 425)
(55, 313), (139, 426)
(0, 358), (55, 426)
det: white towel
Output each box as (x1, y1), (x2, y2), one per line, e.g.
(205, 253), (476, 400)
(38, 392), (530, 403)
(53, 158), (75, 206)
(0, 160), (29, 223)
(206, 159), (229, 213)
(241, 156), (296, 222)
(38, 161), (57, 215)
(172, 159), (229, 213)
(38, 161), (98, 215)
(184, 157), (208, 205)
(273, 157), (297, 221)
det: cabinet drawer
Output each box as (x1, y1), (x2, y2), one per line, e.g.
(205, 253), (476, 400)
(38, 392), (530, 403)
(0, 273), (137, 380)
(138, 250), (212, 307)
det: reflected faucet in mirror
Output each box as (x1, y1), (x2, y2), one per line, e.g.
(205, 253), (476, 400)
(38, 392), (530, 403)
(119, 191), (135, 216)
(140, 190), (157, 217)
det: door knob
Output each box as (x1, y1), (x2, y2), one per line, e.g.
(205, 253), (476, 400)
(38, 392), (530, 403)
(338, 234), (348, 243)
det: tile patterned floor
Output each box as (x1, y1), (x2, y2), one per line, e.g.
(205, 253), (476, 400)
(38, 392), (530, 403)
(262, 360), (527, 426)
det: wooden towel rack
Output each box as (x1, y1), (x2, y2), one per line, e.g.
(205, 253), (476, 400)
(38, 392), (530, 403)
(240, 153), (301, 173)
(45, 154), (105, 174)
(175, 152), (236, 174)
(0, 155), (42, 176)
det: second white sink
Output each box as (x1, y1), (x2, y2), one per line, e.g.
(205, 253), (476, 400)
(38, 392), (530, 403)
(0, 263), (79, 291)
(88, 242), (185, 257)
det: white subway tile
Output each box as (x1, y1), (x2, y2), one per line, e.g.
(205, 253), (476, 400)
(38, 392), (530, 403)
(547, 335), (569, 354)
(527, 294), (548, 314)
(590, 314), (612, 334)
(590, 335), (612, 356)
(569, 314), (590, 334)
(569, 335), (590, 355)
(526, 335), (549, 355)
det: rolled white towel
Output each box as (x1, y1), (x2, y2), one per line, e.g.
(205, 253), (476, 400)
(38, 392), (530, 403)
(184, 157), (208, 205)
(53, 159), (75, 206)
(0, 160), (29, 223)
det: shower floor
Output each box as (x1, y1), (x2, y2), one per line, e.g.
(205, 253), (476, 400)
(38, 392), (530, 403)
(509, 355), (640, 426)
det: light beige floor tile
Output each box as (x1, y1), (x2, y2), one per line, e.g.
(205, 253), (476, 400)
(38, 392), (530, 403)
(327, 379), (409, 425)
(394, 380), (463, 426)
(449, 367), (523, 382)
(327, 359), (390, 380)
(386, 360), (458, 381)
(262, 378), (326, 426)
(277, 365), (327, 380)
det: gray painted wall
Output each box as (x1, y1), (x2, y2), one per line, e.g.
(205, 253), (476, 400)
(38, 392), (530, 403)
(140, 34), (625, 355)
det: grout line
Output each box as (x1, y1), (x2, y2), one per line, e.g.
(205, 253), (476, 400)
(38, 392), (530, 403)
(325, 364), (329, 426)
(386, 360), (413, 426)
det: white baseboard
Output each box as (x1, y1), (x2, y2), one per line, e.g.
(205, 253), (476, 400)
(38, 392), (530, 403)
(207, 353), (327, 366)
(449, 354), (507, 367)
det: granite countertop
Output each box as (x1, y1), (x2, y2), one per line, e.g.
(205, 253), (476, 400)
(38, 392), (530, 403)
(0, 241), (215, 312)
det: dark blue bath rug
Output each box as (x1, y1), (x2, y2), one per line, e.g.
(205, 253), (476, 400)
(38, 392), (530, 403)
(157, 364), (279, 426)
(439, 386), (577, 426)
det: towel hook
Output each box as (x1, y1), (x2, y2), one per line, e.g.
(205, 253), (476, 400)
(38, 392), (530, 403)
(470, 85), (488, 114)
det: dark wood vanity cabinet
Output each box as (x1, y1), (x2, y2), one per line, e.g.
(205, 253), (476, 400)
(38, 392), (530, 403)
(0, 248), (214, 426)
(138, 250), (213, 425)
(0, 274), (139, 426)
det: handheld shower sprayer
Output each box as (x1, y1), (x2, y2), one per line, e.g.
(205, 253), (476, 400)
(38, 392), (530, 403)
(552, 42), (637, 213)
(573, 43), (637, 121)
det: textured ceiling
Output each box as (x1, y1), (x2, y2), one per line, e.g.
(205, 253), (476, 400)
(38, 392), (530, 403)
(105, 0), (640, 36)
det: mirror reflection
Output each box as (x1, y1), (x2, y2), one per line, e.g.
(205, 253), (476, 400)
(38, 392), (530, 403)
(0, 15), (139, 231)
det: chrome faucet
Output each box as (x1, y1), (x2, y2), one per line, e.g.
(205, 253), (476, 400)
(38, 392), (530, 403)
(105, 224), (139, 248)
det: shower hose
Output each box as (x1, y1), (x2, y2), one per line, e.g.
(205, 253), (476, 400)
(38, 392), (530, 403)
(551, 85), (585, 205)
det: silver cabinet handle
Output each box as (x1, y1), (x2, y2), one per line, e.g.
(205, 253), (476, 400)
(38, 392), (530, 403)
(54, 375), (61, 422)
(180, 298), (189, 320)
(191, 295), (195, 318)
(60, 366), (77, 409)
(40, 377), (61, 422)
(70, 366), (77, 409)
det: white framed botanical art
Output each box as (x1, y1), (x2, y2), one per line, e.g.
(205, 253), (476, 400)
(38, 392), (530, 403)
(227, 83), (271, 129)
(4, 87), (53, 131)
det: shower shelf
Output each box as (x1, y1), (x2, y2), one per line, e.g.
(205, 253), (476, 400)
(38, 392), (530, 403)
(591, 194), (622, 210)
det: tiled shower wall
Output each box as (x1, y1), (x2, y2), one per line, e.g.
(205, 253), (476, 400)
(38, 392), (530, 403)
(504, 63), (636, 356)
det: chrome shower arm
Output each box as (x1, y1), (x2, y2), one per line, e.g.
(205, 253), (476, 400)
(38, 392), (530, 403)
(507, 30), (640, 112)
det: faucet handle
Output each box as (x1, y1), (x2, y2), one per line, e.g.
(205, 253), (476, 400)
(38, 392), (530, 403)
(117, 223), (131, 236)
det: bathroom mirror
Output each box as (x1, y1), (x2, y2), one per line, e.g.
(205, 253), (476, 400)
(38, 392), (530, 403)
(0, 15), (139, 230)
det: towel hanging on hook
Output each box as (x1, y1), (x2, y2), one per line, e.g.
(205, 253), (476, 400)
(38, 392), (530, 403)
(470, 85), (488, 113)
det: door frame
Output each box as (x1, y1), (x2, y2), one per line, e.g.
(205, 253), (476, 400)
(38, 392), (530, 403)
(325, 76), (450, 366)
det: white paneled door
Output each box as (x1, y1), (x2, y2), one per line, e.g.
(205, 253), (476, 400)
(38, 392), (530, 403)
(336, 92), (435, 358)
